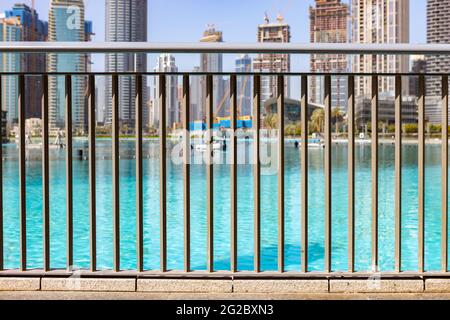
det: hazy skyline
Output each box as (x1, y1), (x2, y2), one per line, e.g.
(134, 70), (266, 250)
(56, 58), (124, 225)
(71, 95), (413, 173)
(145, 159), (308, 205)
(0, 0), (427, 76)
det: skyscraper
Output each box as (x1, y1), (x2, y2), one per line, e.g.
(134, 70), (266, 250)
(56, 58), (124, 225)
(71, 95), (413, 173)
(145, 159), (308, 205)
(152, 54), (179, 128)
(235, 54), (253, 117)
(105, 0), (148, 127)
(199, 25), (227, 117)
(190, 66), (203, 122)
(426, 0), (450, 123)
(0, 15), (21, 124)
(1, 4), (48, 123)
(48, 0), (91, 130)
(409, 55), (426, 97)
(253, 14), (291, 103)
(310, 0), (348, 110)
(351, 0), (409, 96)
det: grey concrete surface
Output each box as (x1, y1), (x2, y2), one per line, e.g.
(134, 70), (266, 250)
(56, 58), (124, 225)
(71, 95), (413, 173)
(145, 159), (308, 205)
(233, 280), (329, 293)
(137, 279), (233, 293)
(330, 279), (424, 293)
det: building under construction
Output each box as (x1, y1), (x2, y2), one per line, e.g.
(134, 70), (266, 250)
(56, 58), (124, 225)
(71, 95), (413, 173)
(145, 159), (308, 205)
(253, 14), (291, 103)
(200, 25), (227, 118)
(309, 0), (348, 110)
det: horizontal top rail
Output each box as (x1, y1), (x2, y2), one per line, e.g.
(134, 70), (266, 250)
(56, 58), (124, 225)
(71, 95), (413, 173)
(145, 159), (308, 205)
(2, 42), (450, 54)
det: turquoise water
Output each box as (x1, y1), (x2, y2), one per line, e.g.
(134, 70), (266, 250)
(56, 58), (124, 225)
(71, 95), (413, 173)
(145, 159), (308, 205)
(1, 139), (448, 272)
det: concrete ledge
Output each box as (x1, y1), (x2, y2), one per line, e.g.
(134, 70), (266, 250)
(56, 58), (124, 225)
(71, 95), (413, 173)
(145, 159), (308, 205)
(330, 279), (424, 293)
(233, 280), (329, 293)
(0, 278), (41, 291)
(425, 279), (450, 293)
(137, 279), (233, 293)
(41, 278), (136, 292)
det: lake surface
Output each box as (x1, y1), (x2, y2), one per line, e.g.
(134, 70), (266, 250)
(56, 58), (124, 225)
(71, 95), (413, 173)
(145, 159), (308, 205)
(1, 138), (448, 272)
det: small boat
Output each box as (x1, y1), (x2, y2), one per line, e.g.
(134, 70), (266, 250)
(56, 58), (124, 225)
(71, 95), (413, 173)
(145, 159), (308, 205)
(195, 142), (222, 152)
(308, 139), (325, 149)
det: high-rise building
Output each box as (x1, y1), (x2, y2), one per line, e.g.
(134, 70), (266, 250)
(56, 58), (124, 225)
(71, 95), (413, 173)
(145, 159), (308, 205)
(409, 55), (426, 97)
(253, 14), (291, 103)
(1, 110), (7, 142)
(152, 54), (179, 128)
(1, 4), (48, 123)
(200, 25), (227, 117)
(48, 0), (92, 130)
(309, 0), (349, 110)
(351, 0), (409, 96)
(190, 66), (202, 122)
(426, 0), (450, 123)
(235, 55), (253, 117)
(105, 0), (148, 127)
(0, 16), (21, 124)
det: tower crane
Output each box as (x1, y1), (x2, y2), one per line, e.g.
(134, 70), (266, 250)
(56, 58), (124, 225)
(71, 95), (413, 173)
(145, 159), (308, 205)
(214, 62), (252, 120)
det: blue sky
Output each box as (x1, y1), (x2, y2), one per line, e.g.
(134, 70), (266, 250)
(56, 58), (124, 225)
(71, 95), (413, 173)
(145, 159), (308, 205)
(1, 0), (428, 75)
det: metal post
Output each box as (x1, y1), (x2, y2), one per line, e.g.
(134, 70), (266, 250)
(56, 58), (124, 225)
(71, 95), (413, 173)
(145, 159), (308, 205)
(277, 75), (285, 273)
(65, 75), (73, 272)
(19, 74), (26, 271)
(136, 74), (144, 272)
(183, 74), (191, 273)
(230, 75), (238, 273)
(253, 75), (261, 273)
(348, 75), (355, 273)
(301, 75), (309, 273)
(112, 74), (120, 272)
(42, 75), (50, 271)
(324, 75), (332, 273)
(442, 75), (449, 273)
(395, 75), (402, 273)
(418, 75), (425, 273)
(88, 74), (96, 272)
(371, 75), (379, 272)
(206, 74), (214, 273)
(159, 75), (167, 272)
(0, 76), (2, 271)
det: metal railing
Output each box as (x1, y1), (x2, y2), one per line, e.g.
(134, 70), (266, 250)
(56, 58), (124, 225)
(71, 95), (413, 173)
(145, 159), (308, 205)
(0, 43), (449, 277)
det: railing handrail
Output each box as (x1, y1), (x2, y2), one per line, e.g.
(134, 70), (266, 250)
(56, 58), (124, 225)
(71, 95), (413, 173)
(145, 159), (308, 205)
(2, 42), (450, 54)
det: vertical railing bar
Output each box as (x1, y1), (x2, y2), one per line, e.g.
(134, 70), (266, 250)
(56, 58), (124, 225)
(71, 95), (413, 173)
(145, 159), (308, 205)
(88, 74), (96, 272)
(418, 75), (425, 273)
(65, 75), (73, 272)
(253, 75), (261, 273)
(182, 74), (191, 273)
(135, 74), (143, 273)
(42, 75), (50, 272)
(159, 74), (167, 272)
(395, 75), (402, 273)
(324, 75), (332, 273)
(19, 74), (26, 271)
(0, 76), (2, 271)
(442, 75), (449, 273)
(348, 75), (355, 273)
(230, 75), (238, 273)
(112, 74), (120, 272)
(206, 74), (214, 273)
(371, 75), (379, 273)
(277, 75), (285, 273)
(301, 75), (309, 273)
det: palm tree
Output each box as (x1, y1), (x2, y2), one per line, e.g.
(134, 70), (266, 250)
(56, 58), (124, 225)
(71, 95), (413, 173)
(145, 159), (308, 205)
(263, 114), (278, 129)
(332, 107), (344, 134)
(310, 108), (325, 133)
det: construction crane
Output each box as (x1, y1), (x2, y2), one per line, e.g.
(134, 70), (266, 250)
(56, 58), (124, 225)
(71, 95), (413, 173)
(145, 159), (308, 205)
(214, 62), (252, 120)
